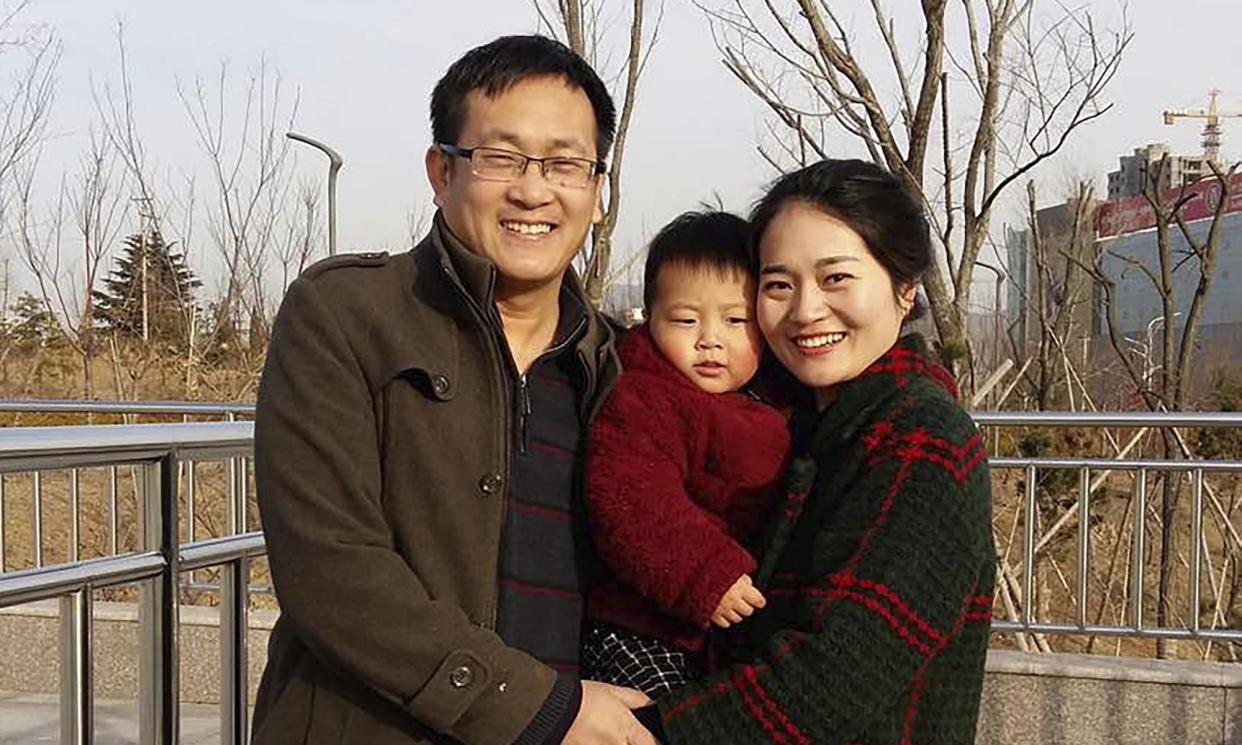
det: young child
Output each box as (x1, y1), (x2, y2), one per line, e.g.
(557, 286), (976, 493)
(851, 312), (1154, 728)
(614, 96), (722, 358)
(582, 210), (791, 696)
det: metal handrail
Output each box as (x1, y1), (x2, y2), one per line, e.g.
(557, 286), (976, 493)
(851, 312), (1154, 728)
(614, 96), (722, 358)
(976, 412), (1242, 651)
(0, 422), (253, 464)
(973, 410), (1242, 427)
(0, 398), (254, 416)
(0, 422), (255, 745)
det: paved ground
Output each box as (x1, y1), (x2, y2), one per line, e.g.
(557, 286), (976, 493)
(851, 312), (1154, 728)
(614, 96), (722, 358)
(0, 692), (237, 744)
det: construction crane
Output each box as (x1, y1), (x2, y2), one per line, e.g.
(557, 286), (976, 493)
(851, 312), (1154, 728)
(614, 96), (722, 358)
(1162, 89), (1242, 164)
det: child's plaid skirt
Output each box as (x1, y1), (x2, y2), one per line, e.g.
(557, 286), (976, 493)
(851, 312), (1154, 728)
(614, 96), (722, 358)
(580, 622), (700, 697)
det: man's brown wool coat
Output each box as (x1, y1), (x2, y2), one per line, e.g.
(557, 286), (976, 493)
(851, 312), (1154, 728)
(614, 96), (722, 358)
(251, 221), (621, 745)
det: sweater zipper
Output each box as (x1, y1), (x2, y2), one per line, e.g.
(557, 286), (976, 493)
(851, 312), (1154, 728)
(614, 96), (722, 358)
(515, 317), (584, 454)
(518, 373), (531, 454)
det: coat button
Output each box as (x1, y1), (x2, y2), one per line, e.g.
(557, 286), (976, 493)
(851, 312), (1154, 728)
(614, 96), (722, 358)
(449, 665), (475, 689)
(431, 374), (452, 397)
(478, 473), (503, 496)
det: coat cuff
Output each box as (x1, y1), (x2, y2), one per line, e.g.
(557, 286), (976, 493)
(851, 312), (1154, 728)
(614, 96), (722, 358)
(512, 673), (581, 745)
(680, 546), (758, 629)
(633, 704), (667, 743)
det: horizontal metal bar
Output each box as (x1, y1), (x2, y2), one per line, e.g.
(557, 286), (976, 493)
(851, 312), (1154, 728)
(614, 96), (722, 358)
(0, 423), (254, 472)
(973, 411), (1242, 428)
(182, 580), (274, 596)
(179, 534), (267, 571)
(0, 552), (165, 607)
(1, 402), (1235, 426)
(991, 620), (1242, 642)
(0, 399), (254, 415)
(991, 457), (1242, 472)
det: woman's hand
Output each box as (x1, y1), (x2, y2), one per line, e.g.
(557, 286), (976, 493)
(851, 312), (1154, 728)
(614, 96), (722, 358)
(710, 574), (766, 628)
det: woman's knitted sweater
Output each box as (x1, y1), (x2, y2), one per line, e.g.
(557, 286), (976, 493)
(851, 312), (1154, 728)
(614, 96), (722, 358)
(657, 334), (996, 745)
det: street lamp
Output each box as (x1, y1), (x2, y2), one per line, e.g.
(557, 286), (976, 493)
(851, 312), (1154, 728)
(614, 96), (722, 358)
(286, 132), (343, 256)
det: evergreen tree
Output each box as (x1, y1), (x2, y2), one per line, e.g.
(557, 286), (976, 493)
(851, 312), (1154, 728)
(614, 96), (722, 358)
(93, 230), (200, 343)
(7, 292), (61, 348)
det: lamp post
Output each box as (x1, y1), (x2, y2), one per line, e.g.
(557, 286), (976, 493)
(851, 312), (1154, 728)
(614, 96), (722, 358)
(286, 132), (343, 256)
(1144, 312), (1183, 390)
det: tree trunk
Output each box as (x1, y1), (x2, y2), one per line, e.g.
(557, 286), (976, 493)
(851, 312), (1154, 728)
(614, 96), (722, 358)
(1156, 431), (1182, 659)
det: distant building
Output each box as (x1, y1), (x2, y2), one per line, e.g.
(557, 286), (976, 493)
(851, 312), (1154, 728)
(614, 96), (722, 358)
(1094, 170), (1242, 372)
(1004, 197), (1099, 355)
(1107, 143), (1214, 200)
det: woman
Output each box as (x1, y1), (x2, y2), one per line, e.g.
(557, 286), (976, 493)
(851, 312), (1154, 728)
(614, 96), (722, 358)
(655, 159), (996, 745)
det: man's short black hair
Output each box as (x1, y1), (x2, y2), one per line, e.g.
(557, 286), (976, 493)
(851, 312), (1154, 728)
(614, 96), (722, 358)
(643, 211), (752, 312)
(431, 35), (616, 160)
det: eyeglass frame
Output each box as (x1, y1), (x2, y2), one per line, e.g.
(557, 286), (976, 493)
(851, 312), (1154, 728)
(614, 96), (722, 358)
(436, 143), (607, 188)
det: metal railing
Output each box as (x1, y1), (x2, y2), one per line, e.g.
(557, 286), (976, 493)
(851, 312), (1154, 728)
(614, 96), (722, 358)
(0, 422), (259, 745)
(974, 410), (1242, 650)
(0, 407), (1238, 744)
(0, 399), (255, 417)
(0, 400), (259, 597)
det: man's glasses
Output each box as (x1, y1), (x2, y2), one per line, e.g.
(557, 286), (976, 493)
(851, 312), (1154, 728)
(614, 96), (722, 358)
(437, 143), (606, 189)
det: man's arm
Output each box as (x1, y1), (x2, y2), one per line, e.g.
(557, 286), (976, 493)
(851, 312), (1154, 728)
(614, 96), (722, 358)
(656, 404), (993, 743)
(257, 276), (567, 745)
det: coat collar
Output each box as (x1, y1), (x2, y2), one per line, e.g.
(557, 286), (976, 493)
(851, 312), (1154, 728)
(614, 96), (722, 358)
(396, 212), (620, 412)
(794, 334), (958, 455)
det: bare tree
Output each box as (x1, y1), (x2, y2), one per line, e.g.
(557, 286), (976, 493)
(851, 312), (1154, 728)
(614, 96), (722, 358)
(535, 0), (665, 307)
(1009, 179), (1097, 410)
(1075, 157), (1238, 656)
(15, 132), (131, 397)
(700, 0), (1130, 394)
(275, 180), (323, 292)
(0, 1), (57, 221)
(177, 59), (302, 352)
(91, 23), (213, 397)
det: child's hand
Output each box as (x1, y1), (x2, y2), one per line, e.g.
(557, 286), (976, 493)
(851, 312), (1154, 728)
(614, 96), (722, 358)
(710, 574), (766, 628)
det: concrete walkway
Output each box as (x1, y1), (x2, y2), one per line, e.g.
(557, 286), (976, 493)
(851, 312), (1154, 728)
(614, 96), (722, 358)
(0, 692), (233, 744)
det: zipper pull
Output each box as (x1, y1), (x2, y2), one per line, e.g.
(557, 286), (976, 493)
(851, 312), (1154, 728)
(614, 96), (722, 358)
(519, 374), (531, 454)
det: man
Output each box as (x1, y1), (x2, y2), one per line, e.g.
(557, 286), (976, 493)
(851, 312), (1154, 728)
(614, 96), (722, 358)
(252, 36), (657, 745)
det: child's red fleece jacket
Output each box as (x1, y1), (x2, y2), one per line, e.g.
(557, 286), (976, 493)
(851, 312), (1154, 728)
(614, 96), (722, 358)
(585, 323), (791, 651)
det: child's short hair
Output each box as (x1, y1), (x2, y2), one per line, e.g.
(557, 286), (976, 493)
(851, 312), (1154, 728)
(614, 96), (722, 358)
(642, 210), (752, 313)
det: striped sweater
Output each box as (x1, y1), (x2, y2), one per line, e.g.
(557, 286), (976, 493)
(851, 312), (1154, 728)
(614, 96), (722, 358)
(658, 334), (996, 745)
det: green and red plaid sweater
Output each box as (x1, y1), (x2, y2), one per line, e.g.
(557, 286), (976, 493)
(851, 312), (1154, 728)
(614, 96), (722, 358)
(658, 334), (996, 745)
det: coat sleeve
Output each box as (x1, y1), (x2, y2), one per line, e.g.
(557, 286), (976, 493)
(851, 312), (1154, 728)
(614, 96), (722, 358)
(587, 379), (757, 629)
(256, 276), (560, 745)
(656, 401), (995, 743)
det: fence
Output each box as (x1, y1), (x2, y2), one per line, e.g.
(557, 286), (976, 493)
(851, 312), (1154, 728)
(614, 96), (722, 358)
(0, 404), (1239, 745)
(0, 421), (259, 745)
(0, 400), (259, 598)
(975, 411), (1242, 655)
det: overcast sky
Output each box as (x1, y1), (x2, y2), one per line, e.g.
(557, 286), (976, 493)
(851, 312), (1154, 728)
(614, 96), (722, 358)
(16, 0), (1242, 294)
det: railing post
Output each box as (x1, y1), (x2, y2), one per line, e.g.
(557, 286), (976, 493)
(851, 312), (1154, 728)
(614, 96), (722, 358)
(0, 474), (6, 571)
(1132, 468), (1147, 630)
(59, 588), (93, 745)
(184, 462), (196, 590)
(69, 468), (80, 563)
(227, 412), (240, 537)
(138, 456), (179, 745)
(33, 470), (43, 567)
(1189, 468), (1204, 634)
(1076, 467), (1090, 630)
(220, 556), (250, 745)
(108, 467), (118, 556)
(1022, 465), (1037, 626)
